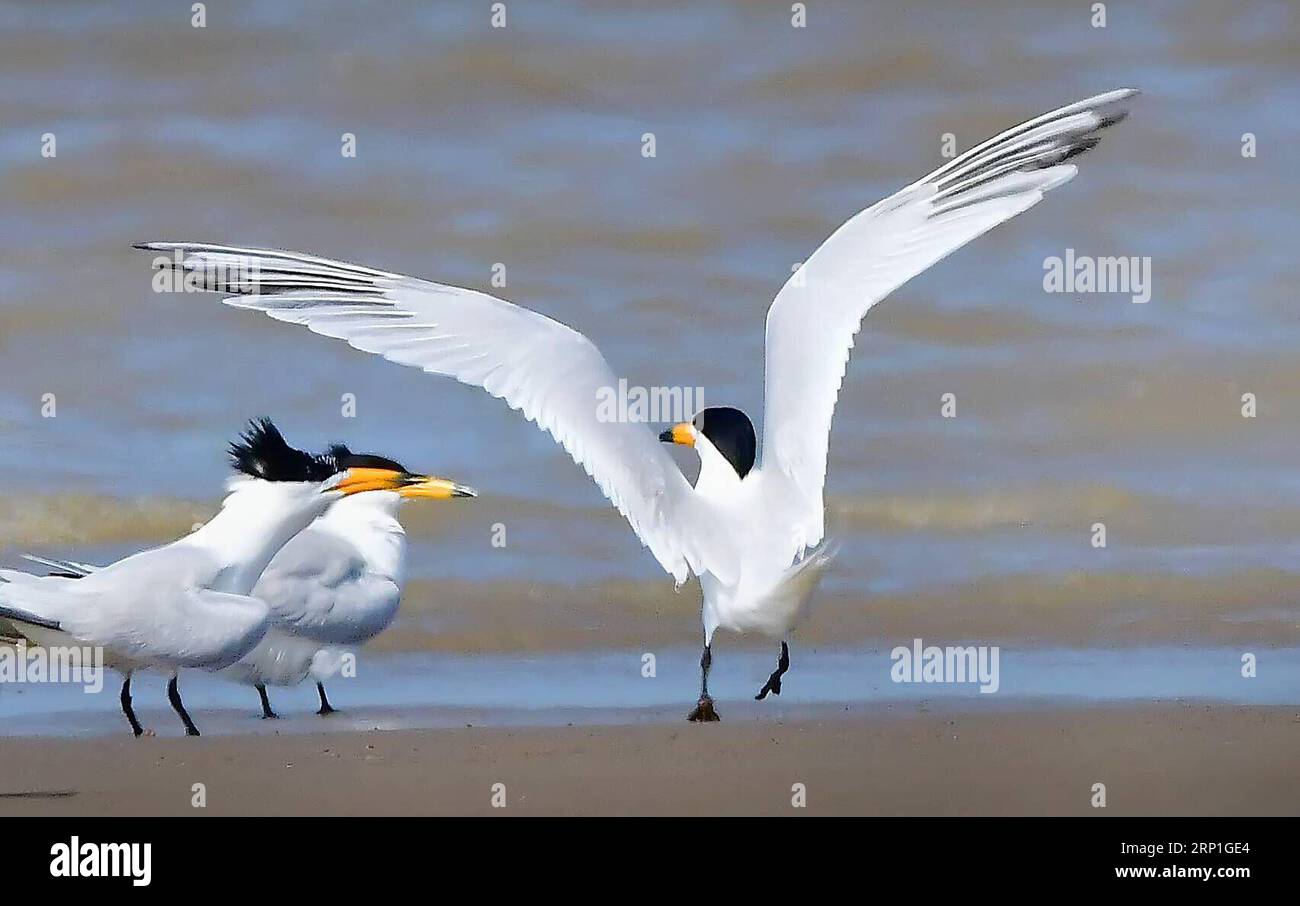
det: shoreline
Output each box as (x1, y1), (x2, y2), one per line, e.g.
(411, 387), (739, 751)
(6, 643), (1300, 741)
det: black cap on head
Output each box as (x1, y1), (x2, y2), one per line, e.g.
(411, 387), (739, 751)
(228, 418), (339, 483)
(327, 444), (409, 475)
(693, 407), (756, 478)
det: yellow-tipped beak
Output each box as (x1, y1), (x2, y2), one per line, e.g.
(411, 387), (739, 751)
(333, 468), (477, 499)
(397, 475), (477, 500)
(658, 423), (695, 447)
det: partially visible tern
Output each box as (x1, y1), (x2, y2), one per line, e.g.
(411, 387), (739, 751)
(139, 88), (1137, 721)
(3, 419), (471, 736)
(220, 445), (474, 718)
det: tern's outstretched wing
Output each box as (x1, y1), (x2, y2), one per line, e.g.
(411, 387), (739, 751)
(760, 89), (1138, 552)
(137, 242), (738, 585)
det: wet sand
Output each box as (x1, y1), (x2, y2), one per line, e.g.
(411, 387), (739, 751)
(1, 703), (1296, 816)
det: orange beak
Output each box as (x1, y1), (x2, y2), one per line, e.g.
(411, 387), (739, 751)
(658, 423), (696, 447)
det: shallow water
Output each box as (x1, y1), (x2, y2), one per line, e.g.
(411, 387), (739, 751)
(1, 3), (1299, 650)
(1, 644), (1293, 738)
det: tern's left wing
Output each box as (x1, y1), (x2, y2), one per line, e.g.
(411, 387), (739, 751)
(1, 567), (268, 669)
(137, 242), (739, 586)
(760, 89), (1138, 554)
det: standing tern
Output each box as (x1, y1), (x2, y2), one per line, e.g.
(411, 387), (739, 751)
(139, 88), (1137, 720)
(34, 445), (474, 721)
(221, 445), (474, 718)
(1, 419), (471, 736)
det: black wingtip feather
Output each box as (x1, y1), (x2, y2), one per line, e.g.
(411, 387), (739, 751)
(0, 606), (61, 632)
(1096, 109), (1131, 130)
(1059, 135), (1103, 162)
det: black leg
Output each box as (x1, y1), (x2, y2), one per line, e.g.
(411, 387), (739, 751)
(315, 681), (337, 716)
(755, 641), (790, 700)
(687, 644), (721, 722)
(120, 673), (144, 737)
(167, 674), (200, 737)
(256, 683), (278, 720)
(701, 643), (712, 696)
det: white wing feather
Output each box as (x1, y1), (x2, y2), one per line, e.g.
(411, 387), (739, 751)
(136, 242), (739, 585)
(251, 528), (400, 643)
(761, 88), (1138, 551)
(0, 566), (268, 670)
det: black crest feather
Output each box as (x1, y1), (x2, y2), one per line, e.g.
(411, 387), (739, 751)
(229, 418), (339, 483)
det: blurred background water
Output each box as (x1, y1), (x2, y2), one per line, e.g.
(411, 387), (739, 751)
(1, 0), (1298, 653)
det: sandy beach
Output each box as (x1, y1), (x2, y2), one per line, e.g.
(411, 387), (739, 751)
(1, 703), (1295, 817)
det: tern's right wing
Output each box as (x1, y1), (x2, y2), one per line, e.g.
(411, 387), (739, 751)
(251, 527), (399, 643)
(137, 242), (739, 585)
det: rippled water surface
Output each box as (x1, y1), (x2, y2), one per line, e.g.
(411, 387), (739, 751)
(1, 1), (1298, 652)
